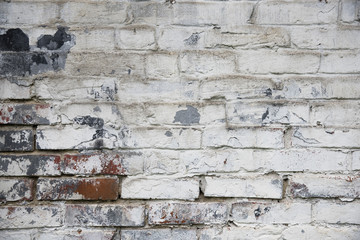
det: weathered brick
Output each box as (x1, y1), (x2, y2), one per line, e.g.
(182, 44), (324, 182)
(200, 76), (278, 100)
(203, 127), (284, 149)
(121, 177), (199, 200)
(63, 152), (143, 175)
(173, 2), (254, 26)
(289, 174), (360, 198)
(143, 150), (180, 175)
(0, 179), (34, 202)
(341, 0), (360, 23)
(292, 128), (360, 148)
(0, 155), (61, 176)
(310, 101), (360, 127)
(180, 51), (236, 78)
(291, 26), (360, 49)
(255, 1), (338, 25)
(179, 149), (255, 174)
(148, 202), (228, 225)
(37, 177), (119, 200)
(320, 51), (360, 73)
(231, 202), (311, 224)
(145, 53), (178, 78)
(34, 77), (118, 102)
(0, 2), (58, 25)
(121, 229), (196, 240)
(65, 204), (145, 227)
(158, 26), (207, 50)
(60, 2), (127, 25)
(0, 79), (31, 100)
(226, 101), (309, 126)
(116, 26), (155, 50)
(0, 104), (57, 125)
(253, 149), (350, 172)
(199, 225), (284, 240)
(0, 205), (63, 229)
(0, 230), (32, 240)
(34, 229), (117, 240)
(313, 201), (360, 224)
(0, 130), (33, 151)
(352, 151), (360, 170)
(66, 53), (145, 77)
(203, 175), (283, 199)
(72, 28), (115, 51)
(129, 2), (174, 26)
(282, 225), (360, 240)
(237, 50), (320, 74)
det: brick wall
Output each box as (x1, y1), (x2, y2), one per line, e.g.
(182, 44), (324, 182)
(0, 0), (360, 239)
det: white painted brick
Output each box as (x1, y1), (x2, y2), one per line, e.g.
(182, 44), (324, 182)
(289, 174), (360, 198)
(61, 2), (127, 25)
(121, 229), (196, 240)
(180, 51), (236, 78)
(143, 150), (179, 175)
(231, 202), (311, 224)
(203, 127), (284, 149)
(291, 26), (360, 49)
(158, 26), (207, 50)
(72, 29), (115, 51)
(200, 76), (278, 100)
(292, 128), (360, 148)
(237, 50), (319, 74)
(116, 26), (155, 50)
(253, 149), (350, 172)
(0, 79), (31, 100)
(0, 230), (32, 240)
(227, 101), (309, 126)
(116, 79), (199, 103)
(320, 51), (360, 73)
(146, 53), (178, 78)
(199, 225), (285, 240)
(352, 151), (360, 170)
(121, 177), (199, 200)
(255, 1), (338, 25)
(0, 179), (33, 202)
(179, 149), (255, 174)
(313, 201), (360, 224)
(282, 225), (360, 240)
(0, 2), (58, 25)
(173, 2), (254, 27)
(0, 205), (63, 229)
(35, 229), (117, 240)
(310, 101), (360, 127)
(129, 2), (174, 26)
(34, 77), (118, 102)
(65, 204), (145, 227)
(203, 175), (283, 199)
(341, 0), (360, 23)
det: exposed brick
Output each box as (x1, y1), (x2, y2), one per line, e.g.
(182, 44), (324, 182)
(0, 205), (63, 229)
(313, 201), (360, 224)
(231, 202), (311, 224)
(0, 130), (33, 151)
(255, 1), (338, 25)
(289, 174), (360, 199)
(292, 128), (360, 148)
(121, 229), (196, 240)
(226, 101), (309, 126)
(116, 26), (156, 50)
(65, 204), (145, 227)
(63, 152), (143, 175)
(253, 149), (350, 172)
(0, 104), (57, 125)
(203, 175), (283, 199)
(203, 127), (284, 149)
(121, 177), (199, 200)
(37, 177), (119, 200)
(148, 202), (228, 225)
(0, 79), (31, 100)
(237, 50), (320, 74)
(282, 225), (360, 240)
(0, 179), (34, 202)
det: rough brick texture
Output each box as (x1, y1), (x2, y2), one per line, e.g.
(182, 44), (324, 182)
(1, 0), (359, 238)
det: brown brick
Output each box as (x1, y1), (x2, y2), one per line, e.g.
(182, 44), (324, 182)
(37, 177), (119, 200)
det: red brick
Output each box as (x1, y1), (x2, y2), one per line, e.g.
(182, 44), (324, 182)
(37, 177), (119, 200)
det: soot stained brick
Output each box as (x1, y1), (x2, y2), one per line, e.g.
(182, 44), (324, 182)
(173, 105), (200, 125)
(37, 27), (72, 50)
(73, 116), (104, 129)
(0, 28), (30, 52)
